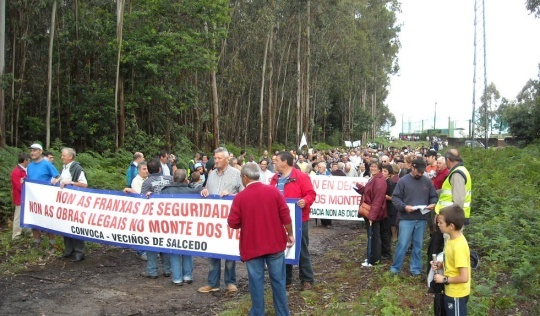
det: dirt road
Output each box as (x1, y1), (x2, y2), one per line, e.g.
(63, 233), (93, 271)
(0, 220), (364, 315)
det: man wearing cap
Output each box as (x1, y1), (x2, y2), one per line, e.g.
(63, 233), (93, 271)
(390, 158), (438, 277)
(192, 162), (207, 184)
(27, 143), (61, 250)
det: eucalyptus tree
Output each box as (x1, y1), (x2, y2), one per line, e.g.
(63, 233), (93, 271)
(503, 77), (540, 143)
(0, 0), (5, 147)
(527, 0), (540, 17)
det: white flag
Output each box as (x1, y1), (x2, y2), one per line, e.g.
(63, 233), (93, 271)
(299, 133), (308, 150)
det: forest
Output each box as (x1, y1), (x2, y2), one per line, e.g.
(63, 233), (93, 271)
(1, 0), (540, 154)
(0, 0), (401, 154)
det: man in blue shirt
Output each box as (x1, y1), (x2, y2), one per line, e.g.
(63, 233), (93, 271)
(27, 143), (60, 250)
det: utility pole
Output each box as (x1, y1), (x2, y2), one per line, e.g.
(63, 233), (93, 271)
(434, 102), (437, 130)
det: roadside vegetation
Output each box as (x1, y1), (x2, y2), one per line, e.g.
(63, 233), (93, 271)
(1, 142), (539, 314)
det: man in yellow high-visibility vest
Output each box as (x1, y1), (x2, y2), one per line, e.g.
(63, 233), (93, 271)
(427, 149), (472, 274)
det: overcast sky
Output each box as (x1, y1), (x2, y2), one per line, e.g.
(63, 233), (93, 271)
(386, 1), (540, 136)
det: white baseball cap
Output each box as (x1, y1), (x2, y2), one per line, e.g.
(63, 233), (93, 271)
(29, 143), (43, 150)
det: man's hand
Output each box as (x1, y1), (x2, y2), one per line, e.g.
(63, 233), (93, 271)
(60, 180), (72, 189)
(297, 199), (306, 208)
(201, 188), (209, 197)
(286, 235), (295, 248)
(220, 190), (230, 197)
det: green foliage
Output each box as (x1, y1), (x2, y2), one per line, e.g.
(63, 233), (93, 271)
(0, 146), (129, 224)
(463, 144), (540, 312)
(527, 0), (540, 17)
(502, 76), (540, 143)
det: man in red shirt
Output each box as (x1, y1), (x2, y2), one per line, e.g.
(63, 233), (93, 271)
(11, 153), (31, 239)
(270, 151), (317, 291)
(228, 163), (295, 316)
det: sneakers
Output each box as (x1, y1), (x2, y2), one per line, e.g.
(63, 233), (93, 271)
(198, 285), (220, 293)
(173, 281), (183, 286)
(163, 272), (171, 278)
(227, 284), (238, 293)
(183, 279), (193, 284)
(137, 252), (148, 261)
(140, 272), (158, 279)
(361, 261), (373, 267)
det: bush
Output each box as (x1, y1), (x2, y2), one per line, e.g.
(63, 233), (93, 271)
(464, 144), (540, 311)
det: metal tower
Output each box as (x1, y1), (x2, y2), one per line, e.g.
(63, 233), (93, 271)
(471, 0), (488, 145)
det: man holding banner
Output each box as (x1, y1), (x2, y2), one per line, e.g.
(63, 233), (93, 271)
(56, 148), (88, 262)
(199, 147), (244, 294)
(271, 151), (316, 291)
(27, 143), (60, 250)
(140, 159), (173, 279)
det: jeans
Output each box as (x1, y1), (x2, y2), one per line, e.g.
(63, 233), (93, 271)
(170, 254), (194, 283)
(207, 258), (236, 287)
(390, 219), (426, 275)
(286, 221), (314, 285)
(246, 252), (289, 316)
(146, 252), (171, 276)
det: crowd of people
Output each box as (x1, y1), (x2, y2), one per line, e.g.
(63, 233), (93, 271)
(9, 142), (472, 316)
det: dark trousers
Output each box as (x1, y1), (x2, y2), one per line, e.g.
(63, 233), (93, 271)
(427, 225), (444, 274)
(286, 221), (314, 285)
(320, 219), (332, 226)
(380, 217), (392, 258)
(365, 220), (382, 265)
(64, 237), (86, 257)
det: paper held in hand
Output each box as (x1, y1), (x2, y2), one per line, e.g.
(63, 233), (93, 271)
(412, 205), (431, 215)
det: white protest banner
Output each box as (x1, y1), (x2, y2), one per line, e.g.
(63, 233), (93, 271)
(21, 179), (301, 264)
(310, 175), (368, 221)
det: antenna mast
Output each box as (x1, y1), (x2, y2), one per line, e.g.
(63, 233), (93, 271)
(472, 0), (488, 146)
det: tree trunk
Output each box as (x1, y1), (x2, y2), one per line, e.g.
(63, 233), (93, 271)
(244, 86), (251, 148)
(211, 69), (219, 149)
(46, 0), (57, 149)
(275, 41), (291, 145)
(119, 74), (125, 148)
(115, 0), (125, 150)
(304, 0), (311, 138)
(259, 31), (269, 153)
(267, 26), (274, 152)
(10, 23), (15, 145)
(0, 0), (5, 147)
(296, 13), (302, 147)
